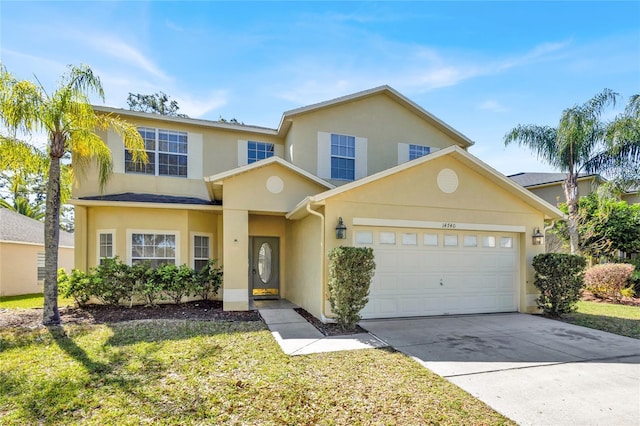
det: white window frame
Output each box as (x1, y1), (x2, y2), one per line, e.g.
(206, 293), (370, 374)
(125, 127), (188, 178)
(126, 229), (180, 266)
(409, 144), (431, 160)
(191, 232), (213, 271)
(97, 229), (116, 265)
(317, 131), (367, 180)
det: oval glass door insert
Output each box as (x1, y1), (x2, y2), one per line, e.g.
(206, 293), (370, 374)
(258, 242), (272, 283)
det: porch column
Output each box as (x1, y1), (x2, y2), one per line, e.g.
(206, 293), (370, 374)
(222, 209), (249, 311)
(74, 205), (88, 272)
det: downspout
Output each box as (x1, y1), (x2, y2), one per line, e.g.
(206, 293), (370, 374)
(305, 202), (332, 323)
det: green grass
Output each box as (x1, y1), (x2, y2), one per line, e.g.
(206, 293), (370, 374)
(0, 293), (74, 309)
(561, 301), (640, 339)
(0, 320), (513, 425)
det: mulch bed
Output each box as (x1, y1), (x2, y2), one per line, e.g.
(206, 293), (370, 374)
(580, 291), (640, 307)
(294, 308), (368, 336)
(0, 300), (260, 329)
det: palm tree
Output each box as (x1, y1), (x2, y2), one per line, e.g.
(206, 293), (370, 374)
(0, 64), (146, 325)
(505, 89), (640, 254)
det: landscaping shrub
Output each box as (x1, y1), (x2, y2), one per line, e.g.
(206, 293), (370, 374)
(193, 259), (223, 301)
(328, 246), (376, 330)
(58, 268), (94, 307)
(532, 253), (586, 317)
(624, 258), (640, 297)
(584, 263), (635, 303)
(59, 258), (222, 307)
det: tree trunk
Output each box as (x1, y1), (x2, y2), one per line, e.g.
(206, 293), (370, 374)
(43, 137), (63, 325)
(563, 173), (580, 255)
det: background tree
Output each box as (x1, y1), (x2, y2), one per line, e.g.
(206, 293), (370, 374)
(0, 136), (73, 224)
(554, 193), (640, 261)
(126, 91), (187, 117)
(0, 64), (146, 325)
(504, 89), (640, 254)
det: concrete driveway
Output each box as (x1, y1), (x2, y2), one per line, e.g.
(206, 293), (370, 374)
(363, 313), (640, 426)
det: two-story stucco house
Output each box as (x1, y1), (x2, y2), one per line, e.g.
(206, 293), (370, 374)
(71, 86), (562, 321)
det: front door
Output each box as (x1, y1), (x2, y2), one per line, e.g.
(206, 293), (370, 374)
(250, 237), (280, 299)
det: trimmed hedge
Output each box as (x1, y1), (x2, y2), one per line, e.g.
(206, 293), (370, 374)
(532, 253), (586, 317)
(584, 263), (635, 302)
(58, 257), (223, 307)
(328, 246), (376, 330)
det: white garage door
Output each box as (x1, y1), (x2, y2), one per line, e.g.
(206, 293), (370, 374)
(355, 227), (519, 319)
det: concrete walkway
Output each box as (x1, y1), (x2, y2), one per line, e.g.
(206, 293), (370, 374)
(258, 307), (386, 356)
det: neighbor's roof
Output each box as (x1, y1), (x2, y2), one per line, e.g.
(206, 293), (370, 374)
(288, 145), (564, 221)
(278, 85), (474, 148)
(508, 172), (599, 188)
(0, 208), (74, 247)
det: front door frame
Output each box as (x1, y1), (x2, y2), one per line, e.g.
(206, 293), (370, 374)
(249, 236), (280, 300)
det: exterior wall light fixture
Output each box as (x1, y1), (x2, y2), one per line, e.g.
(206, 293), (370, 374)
(335, 217), (347, 239)
(532, 228), (544, 246)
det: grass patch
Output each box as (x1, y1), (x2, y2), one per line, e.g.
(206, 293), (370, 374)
(0, 293), (74, 309)
(0, 320), (513, 425)
(561, 301), (640, 339)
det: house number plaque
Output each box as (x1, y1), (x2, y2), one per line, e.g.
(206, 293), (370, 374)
(441, 222), (456, 229)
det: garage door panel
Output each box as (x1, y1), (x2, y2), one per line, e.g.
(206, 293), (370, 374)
(357, 227), (519, 319)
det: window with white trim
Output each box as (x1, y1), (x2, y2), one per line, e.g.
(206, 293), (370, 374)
(409, 144), (431, 160)
(131, 233), (177, 267)
(330, 133), (355, 180)
(248, 141), (274, 164)
(193, 235), (210, 271)
(125, 127), (188, 177)
(98, 231), (115, 264)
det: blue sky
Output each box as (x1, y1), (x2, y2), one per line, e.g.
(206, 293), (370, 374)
(1, 1), (639, 175)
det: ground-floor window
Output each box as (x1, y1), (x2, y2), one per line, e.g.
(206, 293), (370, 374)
(98, 230), (115, 265)
(193, 234), (210, 271)
(131, 232), (177, 267)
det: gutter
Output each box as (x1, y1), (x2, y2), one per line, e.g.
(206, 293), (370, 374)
(305, 202), (331, 324)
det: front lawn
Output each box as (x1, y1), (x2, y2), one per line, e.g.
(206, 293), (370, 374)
(561, 301), (640, 339)
(0, 320), (513, 425)
(0, 293), (74, 309)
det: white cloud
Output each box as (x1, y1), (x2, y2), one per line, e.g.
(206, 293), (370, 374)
(85, 35), (169, 81)
(478, 100), (509, 113)
(174, 91), (228, 118)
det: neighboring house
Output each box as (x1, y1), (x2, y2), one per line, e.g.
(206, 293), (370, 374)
(71, 86), (562, 320)
(0, 208), (74, 296)
(509, 172), (639, 206)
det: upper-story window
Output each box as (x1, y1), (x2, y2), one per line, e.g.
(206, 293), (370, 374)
(330, 133), (356, 181)
(125, 127), (188, 178)
(409, 144), (431, 160)
(248, 141), (274, 164)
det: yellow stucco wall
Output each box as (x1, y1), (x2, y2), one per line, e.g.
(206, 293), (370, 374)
(77, 205), (219, 270)
(0, 242), (74, 296)
(284, 94), (463, 181)
(74, 118), (283, 200)
(222, 163), (329, 213)
(223, 209), (249, 310)
(285, 212), (324, 319)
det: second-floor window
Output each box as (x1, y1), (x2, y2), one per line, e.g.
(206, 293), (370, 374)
(248, 141), (274, 164)
(125, 127), (188, 178)
(409, 144), (430, 160)
(330, 133), (356, 181)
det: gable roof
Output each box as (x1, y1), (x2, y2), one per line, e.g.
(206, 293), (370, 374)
(277, 85), (474, 148)
(0, 208), (74, 247)
(287, 145), (564, 220)
(508, 172), (599, 188)
(204, 156), (334, 203)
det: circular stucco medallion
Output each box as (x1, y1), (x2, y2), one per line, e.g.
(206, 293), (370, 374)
(437, 168), (459, 194)
(266, 176), (284, 194)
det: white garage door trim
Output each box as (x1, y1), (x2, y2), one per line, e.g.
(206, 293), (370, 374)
(355, 226), (520, 319)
